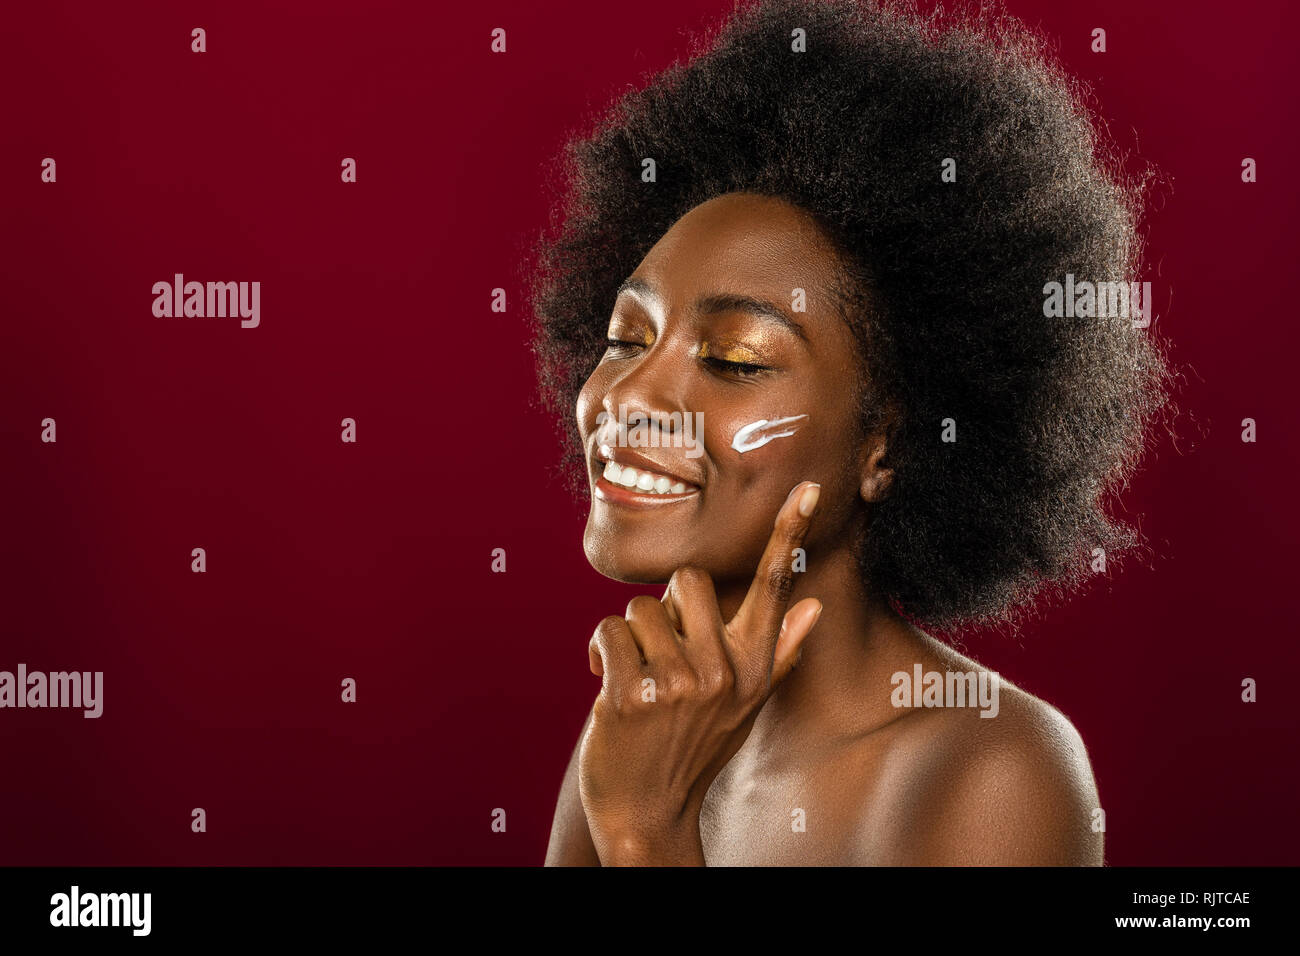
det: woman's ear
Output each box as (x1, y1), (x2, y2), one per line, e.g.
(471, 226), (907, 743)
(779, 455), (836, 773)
(858, 429), (894, 504)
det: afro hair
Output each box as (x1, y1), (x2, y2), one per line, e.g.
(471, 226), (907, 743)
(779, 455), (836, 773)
(523, 0), (1177, 632)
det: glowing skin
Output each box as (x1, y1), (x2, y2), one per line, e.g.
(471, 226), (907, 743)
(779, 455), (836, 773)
(551, 192), (1104, 868)
(730, 414), (809, 453)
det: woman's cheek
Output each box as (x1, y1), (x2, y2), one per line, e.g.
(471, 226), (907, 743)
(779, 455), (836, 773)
(709, 412), (815, 501)
(712, 412), (811, 467)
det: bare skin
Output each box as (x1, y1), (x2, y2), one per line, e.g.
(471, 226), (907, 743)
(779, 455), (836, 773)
(545, 191), (1104, 866)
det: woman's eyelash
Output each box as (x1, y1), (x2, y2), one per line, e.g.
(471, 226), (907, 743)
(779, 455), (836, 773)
(603, 337), (644, 354)
(703, 356), (769, 376)
(603, 338), (770, 377)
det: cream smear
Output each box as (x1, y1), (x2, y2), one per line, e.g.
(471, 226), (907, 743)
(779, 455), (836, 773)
(730, 414), (809, 453)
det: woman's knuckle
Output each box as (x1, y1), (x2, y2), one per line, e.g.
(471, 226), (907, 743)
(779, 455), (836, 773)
(766, 565), (795, 603)
(674, 565), (712, 591)
(623, 596), (648, 618)
(664, 667), (697, 698)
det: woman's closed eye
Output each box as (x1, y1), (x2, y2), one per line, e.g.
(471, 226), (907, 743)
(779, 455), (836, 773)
(602, 336), (774, 378)
(603, 337), (646, 357)
(702, 355), (770, 377)
(699, 342), (773, 378)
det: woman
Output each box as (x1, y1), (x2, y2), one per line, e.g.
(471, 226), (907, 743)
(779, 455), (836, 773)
(527, 0), (1174, 865)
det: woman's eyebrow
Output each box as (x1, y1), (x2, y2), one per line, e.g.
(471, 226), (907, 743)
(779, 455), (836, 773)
(615, 276), (809, 342)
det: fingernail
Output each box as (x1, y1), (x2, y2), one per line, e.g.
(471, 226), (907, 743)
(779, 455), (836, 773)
(798, 483), (821, 517)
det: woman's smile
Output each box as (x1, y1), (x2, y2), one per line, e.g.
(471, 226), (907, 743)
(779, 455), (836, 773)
(592, 445), (702, 507)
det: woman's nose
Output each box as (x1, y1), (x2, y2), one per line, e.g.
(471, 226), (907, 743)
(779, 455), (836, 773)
(601, 342), (691, 440)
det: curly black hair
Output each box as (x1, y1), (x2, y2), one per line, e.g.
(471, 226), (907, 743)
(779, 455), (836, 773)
(521, 0), (1176, 632)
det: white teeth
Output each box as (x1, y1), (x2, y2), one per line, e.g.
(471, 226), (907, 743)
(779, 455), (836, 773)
(599, 458), (694, 495)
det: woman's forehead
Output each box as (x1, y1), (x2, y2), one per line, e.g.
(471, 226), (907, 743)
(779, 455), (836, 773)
(629, 194), (847, 315)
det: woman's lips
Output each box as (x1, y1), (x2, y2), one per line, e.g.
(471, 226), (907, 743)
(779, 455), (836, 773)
(594, 473), (699, 507)
(600, 459), (692, 495)
(592, 445), (701, 507)
(595, 445), (700, 487)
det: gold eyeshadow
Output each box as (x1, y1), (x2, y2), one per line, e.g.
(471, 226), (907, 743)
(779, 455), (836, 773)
(698, 341), (766, 364)
(604, 325), (774, 368)
(604, 321), (654, 345)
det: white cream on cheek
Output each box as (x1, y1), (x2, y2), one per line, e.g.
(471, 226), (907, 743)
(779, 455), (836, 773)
(730, 414), (810, 453)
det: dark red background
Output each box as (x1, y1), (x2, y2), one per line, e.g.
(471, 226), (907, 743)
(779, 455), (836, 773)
(2, 0), (1297, 865)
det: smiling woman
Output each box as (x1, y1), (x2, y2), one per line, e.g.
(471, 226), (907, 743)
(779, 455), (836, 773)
(525, 0), (1175, 866)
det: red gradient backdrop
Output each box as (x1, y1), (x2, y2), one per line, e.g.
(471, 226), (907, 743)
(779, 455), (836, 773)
(1, 0), (1297, 865)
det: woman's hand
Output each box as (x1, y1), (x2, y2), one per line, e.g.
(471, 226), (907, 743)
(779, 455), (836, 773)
(577, 480), (824, 865)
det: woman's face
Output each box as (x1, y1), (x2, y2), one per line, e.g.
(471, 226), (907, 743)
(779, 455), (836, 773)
(576, 191), (870, 591)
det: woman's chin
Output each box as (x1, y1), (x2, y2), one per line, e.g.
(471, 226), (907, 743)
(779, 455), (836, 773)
(582, 534), (678, 584)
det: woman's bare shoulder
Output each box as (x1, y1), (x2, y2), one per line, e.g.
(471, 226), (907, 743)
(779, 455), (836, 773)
(853, 647), (1105, 865)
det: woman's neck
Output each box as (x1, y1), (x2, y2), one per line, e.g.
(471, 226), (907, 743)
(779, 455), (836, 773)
(719, 543), (926, 745)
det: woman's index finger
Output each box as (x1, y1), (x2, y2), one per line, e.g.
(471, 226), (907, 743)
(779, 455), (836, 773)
(727, 481), (820, 657)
